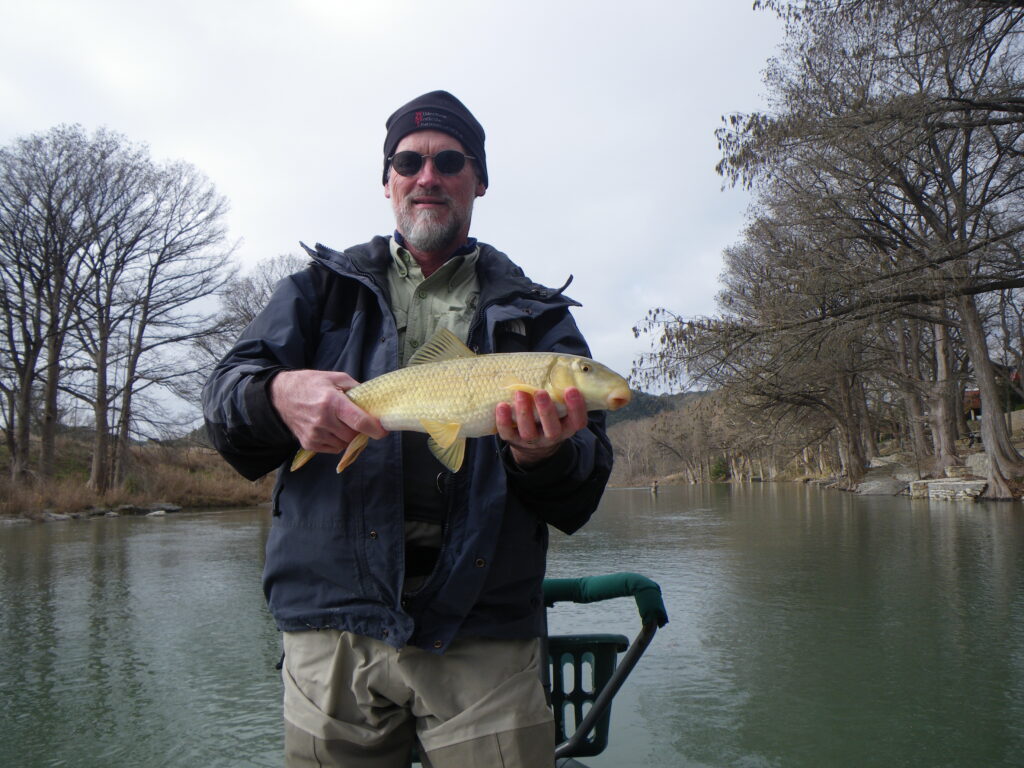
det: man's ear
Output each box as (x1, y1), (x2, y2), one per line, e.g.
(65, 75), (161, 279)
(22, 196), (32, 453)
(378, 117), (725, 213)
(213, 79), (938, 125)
(476, 181), (486, 198)
(384, 182), (392, 200)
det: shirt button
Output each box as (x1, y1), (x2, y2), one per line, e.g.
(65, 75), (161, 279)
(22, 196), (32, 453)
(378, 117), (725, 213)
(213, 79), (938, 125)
(416, 290), (427, 299)
(433, 640), (443, 649)
(369, 530), (378, 539)
(474, 558), (486, 568)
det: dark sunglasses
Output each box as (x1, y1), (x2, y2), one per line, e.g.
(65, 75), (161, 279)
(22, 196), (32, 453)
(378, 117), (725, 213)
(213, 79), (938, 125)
(388, 150), (476, 177)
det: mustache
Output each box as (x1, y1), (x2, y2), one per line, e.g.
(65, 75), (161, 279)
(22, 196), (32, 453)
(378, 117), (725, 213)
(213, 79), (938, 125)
(404, 193), (453, 210)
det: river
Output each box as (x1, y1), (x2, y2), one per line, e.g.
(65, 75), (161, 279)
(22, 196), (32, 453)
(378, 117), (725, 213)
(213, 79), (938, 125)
(1, 484), (1022, 767)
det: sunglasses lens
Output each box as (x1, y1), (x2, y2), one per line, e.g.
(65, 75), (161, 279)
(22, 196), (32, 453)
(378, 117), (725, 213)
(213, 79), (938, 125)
(434, 150), (467, 175)
(390, 151), (469, 177)
(391, 151), (423, 177)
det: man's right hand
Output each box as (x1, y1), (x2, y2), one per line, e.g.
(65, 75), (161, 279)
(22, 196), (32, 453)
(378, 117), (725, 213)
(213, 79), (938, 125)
(269, 370), (387, 454)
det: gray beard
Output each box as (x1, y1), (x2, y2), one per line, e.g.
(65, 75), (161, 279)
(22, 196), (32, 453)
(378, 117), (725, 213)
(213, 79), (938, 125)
(397, 207), (462, 254)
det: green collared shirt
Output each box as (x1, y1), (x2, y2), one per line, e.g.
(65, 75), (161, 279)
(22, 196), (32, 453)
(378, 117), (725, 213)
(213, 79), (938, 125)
(387, 236), (480, 367)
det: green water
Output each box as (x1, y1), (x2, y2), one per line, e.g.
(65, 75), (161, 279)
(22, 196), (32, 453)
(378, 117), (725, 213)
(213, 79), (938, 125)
(2, 485), (1022, 767)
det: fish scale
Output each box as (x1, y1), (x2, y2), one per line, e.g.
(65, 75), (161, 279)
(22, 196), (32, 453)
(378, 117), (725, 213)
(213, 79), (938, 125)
(351, 352), (566, 434)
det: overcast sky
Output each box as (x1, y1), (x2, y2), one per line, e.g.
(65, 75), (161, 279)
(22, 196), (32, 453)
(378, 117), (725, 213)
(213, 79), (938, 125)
(1, 0), (783, 387)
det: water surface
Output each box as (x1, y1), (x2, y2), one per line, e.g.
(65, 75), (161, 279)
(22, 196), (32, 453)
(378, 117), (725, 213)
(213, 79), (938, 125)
(2, 484), (1022, 767)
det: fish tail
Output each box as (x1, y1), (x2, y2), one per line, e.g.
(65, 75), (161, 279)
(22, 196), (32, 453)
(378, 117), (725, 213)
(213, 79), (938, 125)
(336, 433), (370, 473)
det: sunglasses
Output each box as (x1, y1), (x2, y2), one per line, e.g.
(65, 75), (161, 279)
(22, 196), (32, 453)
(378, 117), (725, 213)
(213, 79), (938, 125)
(388, 150), (476, 177)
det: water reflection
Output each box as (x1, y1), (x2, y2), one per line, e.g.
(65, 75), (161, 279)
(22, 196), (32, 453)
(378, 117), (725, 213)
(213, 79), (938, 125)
(2, 488), (1023, 767)
(546, 485), (1024, 768)
(1, 510), (280, 768)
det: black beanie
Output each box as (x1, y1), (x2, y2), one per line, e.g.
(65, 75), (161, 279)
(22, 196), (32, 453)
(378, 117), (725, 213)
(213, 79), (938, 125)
(382, 90), (488, 188)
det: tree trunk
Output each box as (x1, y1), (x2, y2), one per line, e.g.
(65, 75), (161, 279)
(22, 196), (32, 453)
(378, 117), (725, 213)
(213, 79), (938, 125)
(39, 254), (73, 481)
(834, 372), (867, 487)
(894, 319), (931, 473)
(87, 337), (110, 493)
(38, 336), (60, 480)
(10, 361), (35, 480)
(926, 320), (960, 477)
(857, 381), (879, 463)
(956, 295), (1024, 498)
(900, 388), (929, 475)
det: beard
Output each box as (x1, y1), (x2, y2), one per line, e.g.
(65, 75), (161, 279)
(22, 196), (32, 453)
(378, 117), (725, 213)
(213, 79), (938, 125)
(394, 196), (471, 254)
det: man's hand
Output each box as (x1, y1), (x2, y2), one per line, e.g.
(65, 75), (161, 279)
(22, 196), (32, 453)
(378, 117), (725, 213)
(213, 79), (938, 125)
(495, 387), (589, 467)
(270, 369), (387, 454)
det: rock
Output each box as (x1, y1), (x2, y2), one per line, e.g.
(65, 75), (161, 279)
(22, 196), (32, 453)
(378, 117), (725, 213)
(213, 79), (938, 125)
(145, 502), (182, 513)
(115, 504), (147, 515)
(146, 509), (167, 517)
(944, 465), (977, 479)
(893, 470), (921, 483)
(104, 511), (120, 517)
(856, 477), (909, 495)
(965, 452), (990, 476)
(41, 511), (72, 521)
(869, 455), (902, 468)
(111, 503), (183, 515)
(909, 479), (987, 501)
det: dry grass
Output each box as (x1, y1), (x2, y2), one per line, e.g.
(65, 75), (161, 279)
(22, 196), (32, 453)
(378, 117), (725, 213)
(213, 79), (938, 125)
(1, 439), (275, 518)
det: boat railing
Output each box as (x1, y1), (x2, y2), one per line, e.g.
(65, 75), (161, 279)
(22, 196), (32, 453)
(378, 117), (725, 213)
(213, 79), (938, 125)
(543, 572), (669, 763)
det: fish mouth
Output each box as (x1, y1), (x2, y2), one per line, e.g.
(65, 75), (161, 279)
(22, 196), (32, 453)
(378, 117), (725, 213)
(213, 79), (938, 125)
(606, 388), (632, 411)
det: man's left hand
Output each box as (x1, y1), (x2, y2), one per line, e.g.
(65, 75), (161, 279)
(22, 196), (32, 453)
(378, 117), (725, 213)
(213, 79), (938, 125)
(495, 387), (589, 467)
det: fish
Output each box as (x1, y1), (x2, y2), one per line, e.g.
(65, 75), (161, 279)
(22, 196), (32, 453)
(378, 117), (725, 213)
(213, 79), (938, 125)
(291, 327), (631, 474)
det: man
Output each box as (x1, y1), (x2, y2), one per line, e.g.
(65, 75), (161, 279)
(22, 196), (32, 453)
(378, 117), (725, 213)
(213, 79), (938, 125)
(203, 90), (614, 767)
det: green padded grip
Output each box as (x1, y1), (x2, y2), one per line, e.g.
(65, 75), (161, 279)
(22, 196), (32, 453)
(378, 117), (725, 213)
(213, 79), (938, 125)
(543, 572), (669, 627)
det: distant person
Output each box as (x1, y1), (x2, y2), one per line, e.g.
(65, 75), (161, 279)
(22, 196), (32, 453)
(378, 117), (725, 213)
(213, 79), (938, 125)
(203, 90), (614, 767)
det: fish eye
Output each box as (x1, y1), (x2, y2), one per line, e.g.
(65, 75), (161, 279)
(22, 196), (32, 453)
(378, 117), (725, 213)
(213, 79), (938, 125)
(581, 363), (591, 373)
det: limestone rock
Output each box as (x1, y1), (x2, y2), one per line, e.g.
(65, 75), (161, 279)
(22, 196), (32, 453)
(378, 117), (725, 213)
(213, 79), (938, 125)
(909, 479), (987, 501)
(855, 476), (909, 495)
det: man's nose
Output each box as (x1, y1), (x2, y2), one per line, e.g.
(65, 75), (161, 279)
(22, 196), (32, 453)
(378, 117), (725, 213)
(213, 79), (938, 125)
(414, 157), (441, 186)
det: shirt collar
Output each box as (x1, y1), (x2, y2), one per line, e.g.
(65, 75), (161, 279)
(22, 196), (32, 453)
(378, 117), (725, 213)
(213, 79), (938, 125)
(393, 230), (478, 257)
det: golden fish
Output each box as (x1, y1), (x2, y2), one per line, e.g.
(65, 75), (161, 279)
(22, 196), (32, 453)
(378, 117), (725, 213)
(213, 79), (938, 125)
(291, 327), (631, 473)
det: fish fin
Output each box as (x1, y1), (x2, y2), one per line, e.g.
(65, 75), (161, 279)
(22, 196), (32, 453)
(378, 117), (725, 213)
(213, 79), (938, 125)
(290, 448), (316, 471)
(408, 328), (476, 366)
(504, 380), (543, 396)
(504, 379), (566, 403)
(428, 436), (466, 472)
(421, 419), (462, 449)
(335, 434), (369, 473)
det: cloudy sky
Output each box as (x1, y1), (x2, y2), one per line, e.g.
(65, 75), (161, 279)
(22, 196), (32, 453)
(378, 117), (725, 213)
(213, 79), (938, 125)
(1, 0), (783, 387)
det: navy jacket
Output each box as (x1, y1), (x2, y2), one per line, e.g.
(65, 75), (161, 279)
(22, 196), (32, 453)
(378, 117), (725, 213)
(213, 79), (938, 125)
(202, 237), (614, 652)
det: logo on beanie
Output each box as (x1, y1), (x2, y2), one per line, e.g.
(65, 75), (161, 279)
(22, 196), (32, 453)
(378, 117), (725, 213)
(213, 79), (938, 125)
(415, 111), (424, 127)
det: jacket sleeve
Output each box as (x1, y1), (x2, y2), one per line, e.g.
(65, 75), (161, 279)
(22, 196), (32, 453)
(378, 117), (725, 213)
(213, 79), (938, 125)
(502, 306), (615, 534)
(201, 267), (323, 480)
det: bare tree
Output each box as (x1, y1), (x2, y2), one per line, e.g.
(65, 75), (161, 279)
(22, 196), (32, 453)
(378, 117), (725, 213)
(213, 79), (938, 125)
(0, 125), (234, 491)
(0, 126), (96, 479)
(194, 252), (308, 370)
(707, 0), (1024, 495)
(70, 159), (234, 492)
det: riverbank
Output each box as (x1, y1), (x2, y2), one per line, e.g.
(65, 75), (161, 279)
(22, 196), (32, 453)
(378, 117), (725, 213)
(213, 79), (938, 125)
(1, 441), (274, 520)
(6, 437), (1022, 522)
(649, 443), (1024, 501)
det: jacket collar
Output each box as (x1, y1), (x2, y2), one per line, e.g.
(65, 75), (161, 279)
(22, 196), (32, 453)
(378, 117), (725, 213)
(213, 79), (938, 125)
(302, 237), (579, 309)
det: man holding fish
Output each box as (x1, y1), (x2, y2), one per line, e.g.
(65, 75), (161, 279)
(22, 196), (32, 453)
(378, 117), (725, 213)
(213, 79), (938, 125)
(203, 90), (629, 768)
